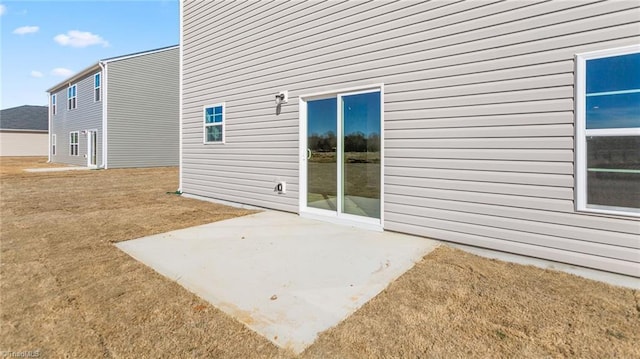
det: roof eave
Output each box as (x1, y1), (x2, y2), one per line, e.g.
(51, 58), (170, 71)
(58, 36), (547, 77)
(45, 44), (179, 94)
(101, 44), (179, 63)
(0, 129), (48, 133)
(46, 62), (102, 93)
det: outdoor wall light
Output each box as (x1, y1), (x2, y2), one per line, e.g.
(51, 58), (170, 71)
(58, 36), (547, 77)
(275, 90), (288, 105)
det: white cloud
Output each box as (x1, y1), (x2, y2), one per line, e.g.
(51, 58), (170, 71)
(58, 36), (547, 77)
(13, 26), (39, 35)
(54, 30), (108, 48)
(0, 5), (6, 16)
(51, 68), (74, 77)
(31, 70), (43, 78)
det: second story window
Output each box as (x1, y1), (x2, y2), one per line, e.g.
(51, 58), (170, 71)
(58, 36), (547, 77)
(68, 85), (77, 110)
(94, 73), (101, 102)
(51, 94), (57, 115)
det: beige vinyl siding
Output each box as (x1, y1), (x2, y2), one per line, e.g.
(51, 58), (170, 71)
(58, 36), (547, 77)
(49, 71), (103, 167)
(106, 47), (179, 168)
(0, 132), (48, 156)
(182, 1), (640, 276)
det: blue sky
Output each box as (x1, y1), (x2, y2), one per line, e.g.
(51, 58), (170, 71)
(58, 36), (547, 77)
(586, 52), (640, 129)
(308, 93), (381, 137)
(0, 0), (179, 109)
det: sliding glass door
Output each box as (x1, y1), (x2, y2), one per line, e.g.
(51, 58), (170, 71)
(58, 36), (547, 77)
(341, 91), (381, 219)
(303, 88), (382, 223)
(307, 98), (338, 211)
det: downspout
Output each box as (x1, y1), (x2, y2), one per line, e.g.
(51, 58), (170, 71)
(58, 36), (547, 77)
(99, 61), (108, 169)
(178, 0), (184, 192)
(47, 92), (51, 162)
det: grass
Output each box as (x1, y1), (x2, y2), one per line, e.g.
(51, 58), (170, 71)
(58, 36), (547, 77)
(308, 160), (380, 200)
(2, 157), (639, 358)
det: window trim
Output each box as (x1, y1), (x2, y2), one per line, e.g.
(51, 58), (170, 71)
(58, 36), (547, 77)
(51, 94), (57, 115)
(575, 44), (640, 217)
(69, 131), (79, 156)
(52, 134), (56, 156)
(68, 84), (77, 110)
(94, 73), (101, 102)
(203, 103), (225, 144)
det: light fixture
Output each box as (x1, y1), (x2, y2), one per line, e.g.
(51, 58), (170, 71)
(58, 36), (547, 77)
(275, 90), (288, 105)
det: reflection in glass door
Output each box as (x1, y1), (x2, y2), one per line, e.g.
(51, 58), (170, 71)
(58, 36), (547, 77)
(88, 131), (97, 167)
(304, 90), (381, 221)
(307, 98), (337, 211)
(341, 92), (381, 219)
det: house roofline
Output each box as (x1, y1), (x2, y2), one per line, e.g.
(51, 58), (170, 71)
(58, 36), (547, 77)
(46, 63), (101, 93)
(0, 129), (48, 133)
(100, 44), (179, 63)
(45, 44), (179, 93)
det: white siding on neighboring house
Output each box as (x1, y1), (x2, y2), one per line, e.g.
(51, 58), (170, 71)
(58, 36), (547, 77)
(0, 131), (48, 156)
(182, 1), (640, 276)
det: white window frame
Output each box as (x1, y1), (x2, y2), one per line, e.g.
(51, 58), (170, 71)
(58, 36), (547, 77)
(575, 44), (640, 217)
(68, 84), (77, 110)
(94, 73), (101, 102)
(51, 94), (57, 115)
(52, 134), (56, 156)
(69, 131), (79, 156)
(203, 103), (225, 144)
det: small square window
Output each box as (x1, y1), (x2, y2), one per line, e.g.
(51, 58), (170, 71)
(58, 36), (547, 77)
(204, 104), (225, 143)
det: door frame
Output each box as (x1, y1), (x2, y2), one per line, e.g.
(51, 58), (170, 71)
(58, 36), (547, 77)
(87, 129), (98, 168)
(298, 83), (384, 231)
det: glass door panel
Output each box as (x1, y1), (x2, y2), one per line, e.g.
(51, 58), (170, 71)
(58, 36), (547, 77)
(87, 131), (97, 167)
(307, 98), (338, 211)
(341, 91), (381, 219)
(90, 131), (97, 166)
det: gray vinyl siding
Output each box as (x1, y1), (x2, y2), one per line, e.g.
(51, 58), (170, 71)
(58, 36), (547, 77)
(106, 47), (179, 168)
(182, 1), (640, 276)
(49, 71), (103, 167)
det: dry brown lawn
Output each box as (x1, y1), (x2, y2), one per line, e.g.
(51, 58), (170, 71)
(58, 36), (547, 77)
(1, 157), (638, 358)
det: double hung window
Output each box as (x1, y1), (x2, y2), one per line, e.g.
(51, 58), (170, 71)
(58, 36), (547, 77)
(70, 131), (79, 156)
(204, 104), (224, 143)
(576, 46), (640, 216)
(68, 85), (77, 110)
(94, 73), (101, 102)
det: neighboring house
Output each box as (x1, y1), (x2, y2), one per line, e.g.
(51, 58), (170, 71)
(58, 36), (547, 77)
(46, 45), (179, 168)
(0, 105), (49, 156)
(180, 2), (639, 277)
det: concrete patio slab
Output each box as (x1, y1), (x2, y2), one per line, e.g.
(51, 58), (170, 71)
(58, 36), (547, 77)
(116, 211), (440, 353)
(24, 166), (90, 172)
